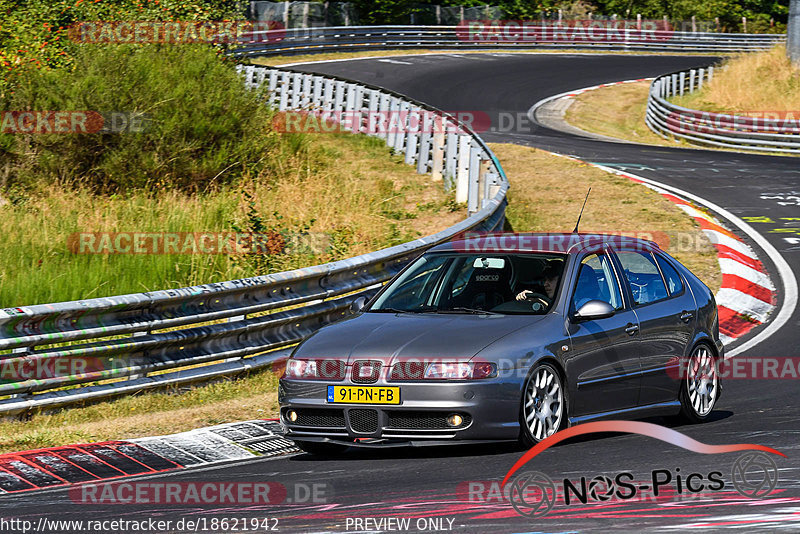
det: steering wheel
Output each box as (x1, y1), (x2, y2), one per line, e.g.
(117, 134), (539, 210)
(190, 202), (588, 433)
(519, 291), (550, 306)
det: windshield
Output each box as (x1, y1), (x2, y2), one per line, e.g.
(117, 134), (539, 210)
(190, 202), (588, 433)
(369, 253), (567, 315)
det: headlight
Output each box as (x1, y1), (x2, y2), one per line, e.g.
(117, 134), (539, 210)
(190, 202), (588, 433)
(283, 359), (345, 380)
(390, 360), (497, 380)
(424, 362), (473, 379)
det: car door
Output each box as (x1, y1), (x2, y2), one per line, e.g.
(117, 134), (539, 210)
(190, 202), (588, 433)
(613, 248), (697, 406)
(564, 249), (642, 417)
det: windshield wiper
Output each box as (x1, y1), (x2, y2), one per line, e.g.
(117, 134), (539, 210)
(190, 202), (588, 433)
(367, 305), (438, 314)
(440, 307), (501, 315)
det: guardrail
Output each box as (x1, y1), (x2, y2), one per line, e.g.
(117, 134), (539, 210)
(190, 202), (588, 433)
(0, 65), (507, 417)
(233, 25), (785, 57)
(646, 67), (800, 154)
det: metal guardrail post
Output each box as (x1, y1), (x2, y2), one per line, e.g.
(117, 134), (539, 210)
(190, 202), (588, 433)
(386, 97), (399, 148)
(445, 131), (458, 189)
(456, 135), (471, 204)
(394, 101), (409, 153)
(405, 106), (420, 166)
(323, 78), (334, 112)
(430, 119), (445, 182)
(467, 142), (481, 214)
(417, 112), (433, 174)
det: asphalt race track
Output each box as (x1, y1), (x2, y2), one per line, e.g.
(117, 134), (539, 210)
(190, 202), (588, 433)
(3, 54), (800, 533)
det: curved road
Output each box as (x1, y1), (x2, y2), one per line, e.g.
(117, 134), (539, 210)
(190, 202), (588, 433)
(5, 54), (800, 533)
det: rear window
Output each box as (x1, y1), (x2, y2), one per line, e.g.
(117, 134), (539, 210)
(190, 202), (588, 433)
(616, 251), (668, 305)
(655, 254), (684, 296)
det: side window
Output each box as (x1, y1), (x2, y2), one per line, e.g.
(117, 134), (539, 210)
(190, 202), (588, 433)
(616, 251), (669, 305)
(572, 253), (623, 312)
(655, 254), (684, 296)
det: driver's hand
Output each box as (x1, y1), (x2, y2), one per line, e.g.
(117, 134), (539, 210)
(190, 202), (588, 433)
(516, 290), (533, 301)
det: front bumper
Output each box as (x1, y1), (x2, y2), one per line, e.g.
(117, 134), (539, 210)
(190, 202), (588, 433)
(278, 378), (520, 442)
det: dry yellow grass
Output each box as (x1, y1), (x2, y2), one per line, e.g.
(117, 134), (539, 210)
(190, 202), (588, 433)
(565, 81), (683, 147)
(673, 45), (800, 113)
(491, 143), (721, 292)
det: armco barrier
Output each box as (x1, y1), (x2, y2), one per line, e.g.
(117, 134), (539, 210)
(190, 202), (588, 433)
(0, 65), (507, 417)
(233, 25), (784, 57)
(646, 66), (800, 154)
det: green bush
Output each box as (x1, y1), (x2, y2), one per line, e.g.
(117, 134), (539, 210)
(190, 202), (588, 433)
(3, 44), (277, 192)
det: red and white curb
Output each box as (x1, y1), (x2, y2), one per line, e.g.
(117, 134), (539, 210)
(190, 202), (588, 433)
(0, 420), (294, 494)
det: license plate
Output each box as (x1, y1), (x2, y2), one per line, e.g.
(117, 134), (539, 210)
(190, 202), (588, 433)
(327, 385), (400, 405)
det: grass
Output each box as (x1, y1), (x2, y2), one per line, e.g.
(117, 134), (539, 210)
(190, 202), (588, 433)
(565, 81), (686, 147)
(671, 45), (800, 113)
(0, 132), (463, 307)
(0, 143), (721, 454)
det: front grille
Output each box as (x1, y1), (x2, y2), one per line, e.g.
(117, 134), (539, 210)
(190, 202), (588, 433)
(386, 411), (472, 430)
(349, 409), (379, 433)
(351, 360), (381, 384)
(290, 408), (345, 428)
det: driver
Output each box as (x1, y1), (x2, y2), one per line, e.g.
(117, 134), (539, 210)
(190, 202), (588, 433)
(515, 263), (561, 302)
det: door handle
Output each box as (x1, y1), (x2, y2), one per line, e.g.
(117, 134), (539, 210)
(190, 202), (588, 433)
(680, 311), (694, 323)
(625, 323), (639, 336)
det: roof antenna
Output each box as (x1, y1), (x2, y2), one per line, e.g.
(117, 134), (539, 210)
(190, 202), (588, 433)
(572, 188), (591, 234)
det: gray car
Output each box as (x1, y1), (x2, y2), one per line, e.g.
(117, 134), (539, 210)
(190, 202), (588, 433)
(279, 233), (722, 454)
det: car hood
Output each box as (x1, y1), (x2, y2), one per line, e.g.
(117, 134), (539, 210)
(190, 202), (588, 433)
(293, 312), (544, 363)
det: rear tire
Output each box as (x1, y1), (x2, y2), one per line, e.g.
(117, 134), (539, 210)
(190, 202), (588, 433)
(293, 440), (349, 456)
(519, 362), (567, 448)
(677, 343), (719, 423)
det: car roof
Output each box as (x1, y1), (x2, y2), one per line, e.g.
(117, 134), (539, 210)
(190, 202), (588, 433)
(429, 233), (661, 255)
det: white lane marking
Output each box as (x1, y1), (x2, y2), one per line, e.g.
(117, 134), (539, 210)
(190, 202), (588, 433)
(716, 288), (774, 322)
(589, 165), (795, 359)
(702, 229), (759, 259)
(719, 258), (775, 290)
(377, 59), (414, 65)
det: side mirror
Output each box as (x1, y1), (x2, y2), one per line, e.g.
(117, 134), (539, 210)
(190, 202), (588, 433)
(573, 300), (615, 321)
(350, 296), (368, 314)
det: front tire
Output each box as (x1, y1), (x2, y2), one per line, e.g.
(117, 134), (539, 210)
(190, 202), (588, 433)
(678, 343), (719, 423)
(519, 362), (567, 447)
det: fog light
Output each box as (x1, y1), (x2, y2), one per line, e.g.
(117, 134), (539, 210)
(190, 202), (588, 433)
(447, 414), (464, 427)
(287, 410), (298, 422)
